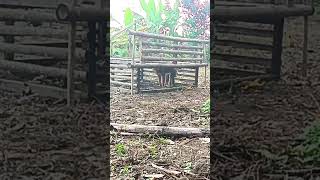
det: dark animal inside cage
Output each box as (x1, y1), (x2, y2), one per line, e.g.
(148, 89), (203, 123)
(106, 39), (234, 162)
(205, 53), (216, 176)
(154, 61), (178, 87)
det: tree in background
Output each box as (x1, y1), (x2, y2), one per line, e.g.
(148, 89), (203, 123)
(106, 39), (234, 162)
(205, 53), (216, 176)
(180, 0), (210, 39)
(111, 0), (210, 58)
(123, 0), (209, 39)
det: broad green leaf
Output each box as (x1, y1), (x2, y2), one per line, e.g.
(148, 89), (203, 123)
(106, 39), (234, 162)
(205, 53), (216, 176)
(124, 8), (134, 27)
(139, 0), (148, 12)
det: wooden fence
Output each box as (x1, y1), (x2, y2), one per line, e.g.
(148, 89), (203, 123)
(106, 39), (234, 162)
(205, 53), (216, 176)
(0, 0), (107, 105)
(213, 0), (314, 86)
(111, 29), (209, 94)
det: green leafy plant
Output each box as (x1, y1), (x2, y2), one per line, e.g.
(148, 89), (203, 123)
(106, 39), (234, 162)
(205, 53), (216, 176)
(158, 137), (168, 145)
(115, 143), (127, 157)
(120, 165), (132, 175)
(201, 99), (210, 114)
(139, 0), (165, 33)
(148, 144), (158, 159)
(183, 162), (193, 173)
(124, 8), (134, 27)
(161, 0), (180, 36)
(293, 121), (320, 164)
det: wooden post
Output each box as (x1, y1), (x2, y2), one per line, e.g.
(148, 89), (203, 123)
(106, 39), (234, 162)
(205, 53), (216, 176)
(67, 0), (77, 107)
(128, 36), (132, 58)
(302, 0), (309, 77)
(195, 67), (199, 87)
(98, 0), (107, 59)
(173, 41), (178, 86)
(271, 18), (284, 79)
(4, 20), (15, 60)
(203, 43), (207, 86)
(131, 21), (136, 95)
(87, 21), (97, 98)
(302, 16), (308, 77)
(137, 68), (141, 93)
(139, 39), (144, 82)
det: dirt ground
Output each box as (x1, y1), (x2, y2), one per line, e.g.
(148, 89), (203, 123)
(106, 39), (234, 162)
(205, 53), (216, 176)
(110, 70), (210, 179)
(211, 16), (320, 179)
(0, 91), (108, 179)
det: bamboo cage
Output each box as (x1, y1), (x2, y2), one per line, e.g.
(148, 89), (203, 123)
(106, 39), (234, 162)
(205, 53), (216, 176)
(110, 29), (209, 94)
(212, 0), (314, 86)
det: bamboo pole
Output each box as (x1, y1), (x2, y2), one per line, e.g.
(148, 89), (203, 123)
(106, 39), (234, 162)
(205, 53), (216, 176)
(213, 5), (314, 21)
(0, 42), (85, 61)
(4, 20), (15, 60)
(302, 16), (308, 77)
(203, 43), (207, 86)
(67, 0), (77, 107)
(142, 41), (203, 50)
(0, 8), (57, 22)
(141, 56), (202, 62)
(129, 63), (208, 68)
(302, 0), (309, 77)
(0, 0), (61, 9)
(0, 59), (86, 80)
(0, 26), (77, 39)
(142, 48), (203, 55)
(139, 39), (143, 82)
(0, 78), (86, 100)
(128, 30), (209, 43)
(131, 21), (136, 95)
(111, 123), (210, 137)
(56, 3), (109, 21)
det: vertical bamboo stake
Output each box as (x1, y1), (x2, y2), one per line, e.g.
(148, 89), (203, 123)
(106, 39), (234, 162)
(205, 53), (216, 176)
(67, 0), (77, 107)
(302, 0), (309, 77)
(203, 43), (207, 86)
(131, 21), (136, 95)
(302, 16), (308, 77)
(4, 20), (15, 60)
(139, 39), (143, 81)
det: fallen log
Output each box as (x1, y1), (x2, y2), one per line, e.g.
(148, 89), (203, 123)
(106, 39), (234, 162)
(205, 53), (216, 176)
(0, 42), (85, 61)
(111, 123), (210, 137)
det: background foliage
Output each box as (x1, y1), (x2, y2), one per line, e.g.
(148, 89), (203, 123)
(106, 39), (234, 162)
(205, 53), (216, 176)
(111, 0), (210, 59)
